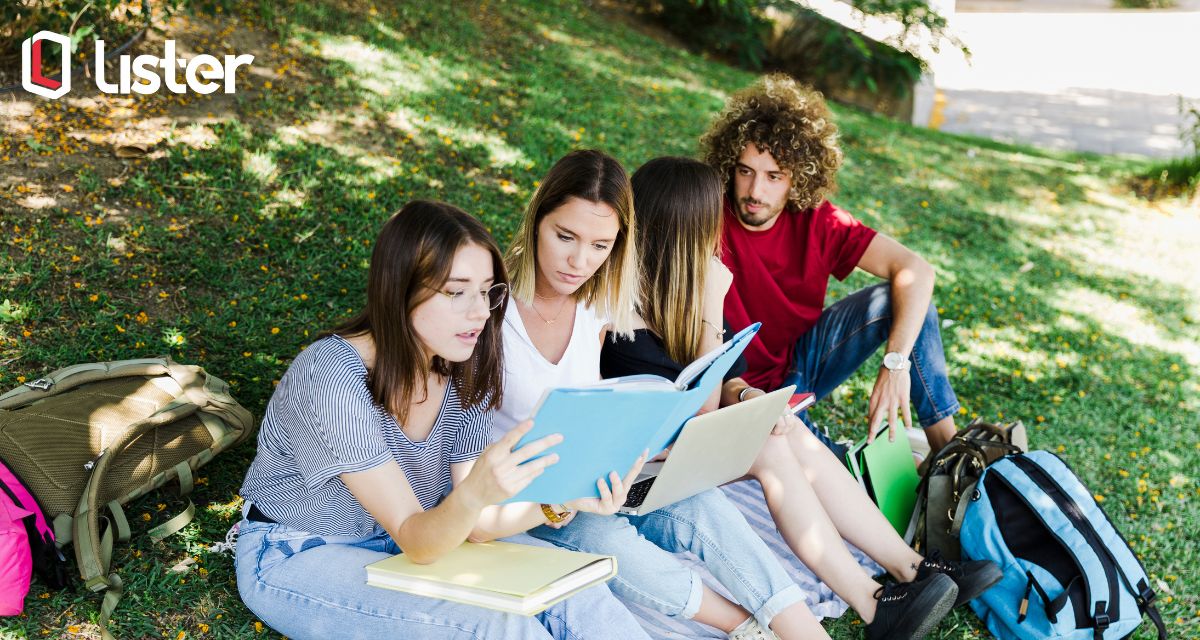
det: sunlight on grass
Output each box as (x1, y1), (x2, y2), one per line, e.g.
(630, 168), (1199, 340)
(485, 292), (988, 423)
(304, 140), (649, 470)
(626, 74), (729, 102)
(242, 151), (279, 184)
(317, 34), (452, 97)
(273, 116), (402, 182)
(954, 324), (1052, 373)
(560, 38), (638, 81)
(1052, 287), (1200, 366)
(924, 175), (961, 193)
(173, 123), (220, 149)
(383, 105), (530, 169)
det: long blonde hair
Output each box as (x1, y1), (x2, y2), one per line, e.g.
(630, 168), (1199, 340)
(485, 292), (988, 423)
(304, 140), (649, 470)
(630, 157), (723, 364)
(505, 150), (640, 336)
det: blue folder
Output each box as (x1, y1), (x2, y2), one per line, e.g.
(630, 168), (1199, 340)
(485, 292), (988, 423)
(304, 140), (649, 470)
(504, 323), (760, 504)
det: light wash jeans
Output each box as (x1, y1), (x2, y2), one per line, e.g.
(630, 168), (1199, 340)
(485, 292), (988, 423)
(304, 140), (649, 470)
(785, 282), (962, 456)
(235, 520), (649, 640)
(529, 488), (804, 630)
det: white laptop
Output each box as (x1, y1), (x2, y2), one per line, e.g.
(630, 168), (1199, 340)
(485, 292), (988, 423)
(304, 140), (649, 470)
(618, 386), (796, 516)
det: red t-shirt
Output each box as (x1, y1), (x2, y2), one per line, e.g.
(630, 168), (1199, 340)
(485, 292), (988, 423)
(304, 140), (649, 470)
(720, 198), (878, 390)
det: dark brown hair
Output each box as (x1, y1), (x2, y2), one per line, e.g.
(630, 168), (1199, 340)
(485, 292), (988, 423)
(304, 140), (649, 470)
(701, 73), (842, 212)
(325, 200), (507, 422)
(631, 156), (724, 363)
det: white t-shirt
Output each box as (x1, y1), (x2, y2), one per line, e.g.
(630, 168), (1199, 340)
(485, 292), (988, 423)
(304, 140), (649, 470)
(492, 301), (608, 438)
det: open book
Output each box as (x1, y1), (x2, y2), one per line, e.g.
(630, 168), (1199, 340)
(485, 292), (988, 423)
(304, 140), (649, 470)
(505, 323), (761, 504)
(365, 541), (615, 616)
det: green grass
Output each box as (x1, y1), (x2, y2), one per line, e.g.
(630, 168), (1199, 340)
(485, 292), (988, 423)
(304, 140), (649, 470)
(2, 0), (1198, 638)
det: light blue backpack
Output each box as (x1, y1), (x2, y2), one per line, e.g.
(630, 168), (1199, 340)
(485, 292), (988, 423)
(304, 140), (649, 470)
(960, 451), (1168, 640)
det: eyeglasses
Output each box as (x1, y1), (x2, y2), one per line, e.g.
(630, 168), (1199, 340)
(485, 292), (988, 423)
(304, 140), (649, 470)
(429, 282), (508, 313)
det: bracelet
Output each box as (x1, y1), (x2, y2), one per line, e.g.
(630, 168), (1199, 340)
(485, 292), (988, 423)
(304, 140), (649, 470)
(540, 503), (571, 524)
(701, 319), (726, 340)
(738, 386), (760, 403)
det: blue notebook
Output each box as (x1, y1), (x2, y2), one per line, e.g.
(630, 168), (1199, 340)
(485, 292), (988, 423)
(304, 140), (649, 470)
(505, 323), (761, 504)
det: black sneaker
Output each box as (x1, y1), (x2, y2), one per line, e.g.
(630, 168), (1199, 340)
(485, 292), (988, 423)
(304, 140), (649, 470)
(865, 573), (957, 640)
(916, 550), (1004, 608)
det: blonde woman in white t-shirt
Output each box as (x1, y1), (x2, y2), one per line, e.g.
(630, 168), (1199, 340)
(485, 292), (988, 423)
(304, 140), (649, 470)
(493, 150), (813, 640)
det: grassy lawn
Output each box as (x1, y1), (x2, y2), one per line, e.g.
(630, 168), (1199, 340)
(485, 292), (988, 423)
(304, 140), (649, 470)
(1, 0), (1197, 637)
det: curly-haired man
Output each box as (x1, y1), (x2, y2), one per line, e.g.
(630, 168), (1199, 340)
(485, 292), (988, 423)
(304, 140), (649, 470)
(702, 73), (960, 455)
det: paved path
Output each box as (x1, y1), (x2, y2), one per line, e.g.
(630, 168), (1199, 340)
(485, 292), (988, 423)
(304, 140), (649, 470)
(922, 1), (1200, 157)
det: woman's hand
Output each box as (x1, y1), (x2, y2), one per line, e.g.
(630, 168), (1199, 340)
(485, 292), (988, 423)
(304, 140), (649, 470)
(565, 450), (648, 516)
(459, 421), (562, 509)
(771, 410), (805, 436)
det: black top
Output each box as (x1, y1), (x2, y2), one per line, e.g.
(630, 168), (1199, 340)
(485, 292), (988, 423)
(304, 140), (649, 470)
(601, 320), (747, 383)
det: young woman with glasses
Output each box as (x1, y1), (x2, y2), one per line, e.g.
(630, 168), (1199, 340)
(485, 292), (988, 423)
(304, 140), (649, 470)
(235, 200), (650, 640)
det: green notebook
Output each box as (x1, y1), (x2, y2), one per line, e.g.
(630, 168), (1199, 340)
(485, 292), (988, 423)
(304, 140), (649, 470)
(844, 424), (920, 536)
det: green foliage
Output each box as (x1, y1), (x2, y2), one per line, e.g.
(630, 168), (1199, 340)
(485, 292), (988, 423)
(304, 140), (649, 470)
(2, 1), (148, 50)
(769, 8), (923, 98)
(639, 0), (775, 69)
(639, 0), (965, 102)
(1113, 0), (1176, 8)
(0, 299), (32, 324)
(849, 0), (959, 55)
(1180, 96), (1200, 155)
(1133, 97), (1200, 199)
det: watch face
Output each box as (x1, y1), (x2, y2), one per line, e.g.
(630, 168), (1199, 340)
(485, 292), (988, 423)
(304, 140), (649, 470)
(884, 352), (904, 369)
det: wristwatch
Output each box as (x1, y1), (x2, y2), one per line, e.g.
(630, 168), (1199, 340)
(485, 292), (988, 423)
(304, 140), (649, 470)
(540, 503), (572, 524)
(882, 351), (911, 372)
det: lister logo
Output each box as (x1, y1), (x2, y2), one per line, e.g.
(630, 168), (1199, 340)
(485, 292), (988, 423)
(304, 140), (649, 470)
(22, 31), (71, 99)
(22, 31), (254, 99)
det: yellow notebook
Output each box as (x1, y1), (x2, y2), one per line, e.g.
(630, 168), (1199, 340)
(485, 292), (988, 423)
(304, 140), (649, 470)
(365, 541), (617, 616)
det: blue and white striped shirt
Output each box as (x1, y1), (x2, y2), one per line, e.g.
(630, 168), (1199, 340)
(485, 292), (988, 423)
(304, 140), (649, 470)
(240, 335), (492, 537)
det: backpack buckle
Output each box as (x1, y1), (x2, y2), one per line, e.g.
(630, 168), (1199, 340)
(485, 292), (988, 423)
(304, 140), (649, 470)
(24, 377), (54, 391)
(1094, 613), (1111, 629)
(1138, 587), (1157, 607)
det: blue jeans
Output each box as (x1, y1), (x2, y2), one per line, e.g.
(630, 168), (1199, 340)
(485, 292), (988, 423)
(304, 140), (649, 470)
(529, 488), (804, 630)
(235, 520), (649, 640)
(783, 282), (961, 454)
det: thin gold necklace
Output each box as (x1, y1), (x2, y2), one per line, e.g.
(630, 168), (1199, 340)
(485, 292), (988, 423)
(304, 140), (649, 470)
(530, 296), (568, 325)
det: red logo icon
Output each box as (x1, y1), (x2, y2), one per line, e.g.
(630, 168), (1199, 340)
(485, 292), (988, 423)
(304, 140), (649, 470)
(22, 31), (72, 99)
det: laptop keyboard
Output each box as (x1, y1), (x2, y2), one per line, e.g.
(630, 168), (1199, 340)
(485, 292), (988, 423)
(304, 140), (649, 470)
(623, 477), (656, 509)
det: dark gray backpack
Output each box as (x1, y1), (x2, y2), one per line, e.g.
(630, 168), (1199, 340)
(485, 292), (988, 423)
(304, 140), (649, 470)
(907, 418), (1028, 560)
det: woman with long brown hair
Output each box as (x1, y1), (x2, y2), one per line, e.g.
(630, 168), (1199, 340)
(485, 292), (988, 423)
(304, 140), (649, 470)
(235, 200), (648, 640)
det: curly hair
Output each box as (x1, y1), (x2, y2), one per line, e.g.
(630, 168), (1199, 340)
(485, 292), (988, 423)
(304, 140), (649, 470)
(701, 73), (842, 212)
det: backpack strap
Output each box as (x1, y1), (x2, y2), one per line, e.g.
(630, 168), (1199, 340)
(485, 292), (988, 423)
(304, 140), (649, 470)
(71, 399), (202, 640)
(1135, 579), (1169, 640)
(1019, 570), (1075, 623)
(991, 457), (1113, 630)
(73, 399), (202, 590)
(1036, 454), (1168, 640)
(0, 358), (172, 409)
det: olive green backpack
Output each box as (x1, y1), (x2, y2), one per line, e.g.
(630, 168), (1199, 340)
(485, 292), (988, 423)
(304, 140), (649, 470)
(907, 418), (1028, 560)
(0, 358), (254, 637)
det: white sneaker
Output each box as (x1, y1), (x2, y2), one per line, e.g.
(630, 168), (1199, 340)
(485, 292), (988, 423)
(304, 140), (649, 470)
(727, 616), (779, 640)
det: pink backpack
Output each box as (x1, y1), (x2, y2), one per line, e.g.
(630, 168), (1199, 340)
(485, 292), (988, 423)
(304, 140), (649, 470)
(0, 458), (67, 615)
